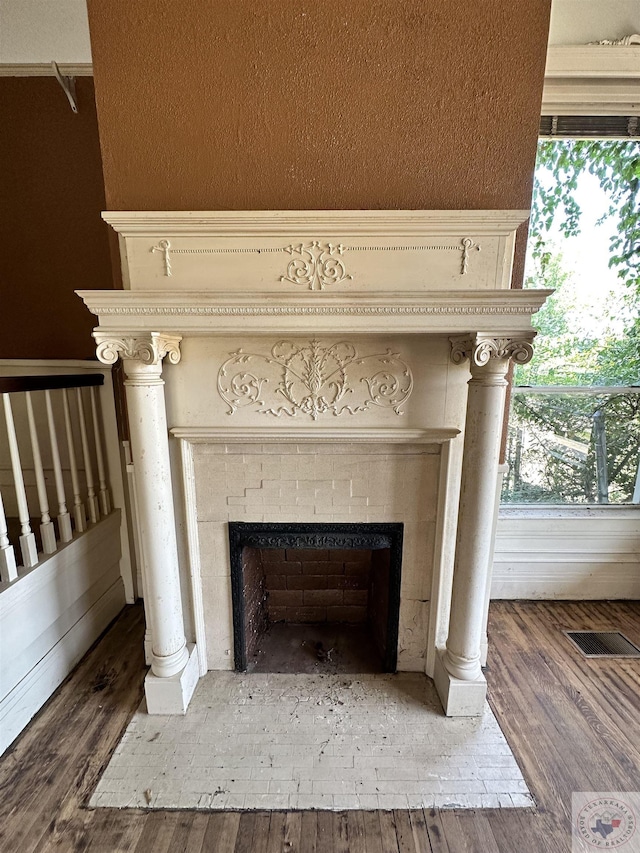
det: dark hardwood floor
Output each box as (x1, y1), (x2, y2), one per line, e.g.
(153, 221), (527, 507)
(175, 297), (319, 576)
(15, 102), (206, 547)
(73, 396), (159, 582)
(0, 599), (638, 852)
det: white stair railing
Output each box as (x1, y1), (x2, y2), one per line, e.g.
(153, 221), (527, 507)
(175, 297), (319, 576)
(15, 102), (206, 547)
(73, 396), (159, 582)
(0, 488), (18, 582)
(90, 386), (111, 516)
(2, 393), (38, 568)
(76, 387), (100, 525)
(45, 389), (73, 543)
(26, 392), (57, 555)
(0, 374), (112, 583)
(62, 387), (86, 534)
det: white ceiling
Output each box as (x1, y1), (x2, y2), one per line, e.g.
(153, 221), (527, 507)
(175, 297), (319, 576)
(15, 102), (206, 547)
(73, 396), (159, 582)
(0, 0), (638, 64)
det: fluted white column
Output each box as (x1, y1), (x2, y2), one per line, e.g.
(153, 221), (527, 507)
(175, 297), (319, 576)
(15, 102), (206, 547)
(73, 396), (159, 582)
(435, 333), (534, 716)
(94, 332), (198, 714)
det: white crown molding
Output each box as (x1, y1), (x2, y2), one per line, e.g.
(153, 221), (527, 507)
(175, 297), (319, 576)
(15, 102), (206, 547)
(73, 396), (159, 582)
(77, 289), (552, 336)
(543, 44), (640, 115)
(545, 45), (640, 79)
(170, 427), (460, 444)
(102, 210), (530, 238)
(0, 63), (93, 77)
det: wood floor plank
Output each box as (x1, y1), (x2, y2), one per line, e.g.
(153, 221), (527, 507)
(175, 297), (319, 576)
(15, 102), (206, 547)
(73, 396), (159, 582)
(346, 811), (367, 853)
(408, 810), (431, 853)
(201, 812), (241, 852)
(133, 812), (182, 853)
(249, 813), (271, 853)
(83, 808), (148, 853)
(333, 812), (349, 853)
(233, 812), (258, 853)
(423, 809), (450, 853)
(266, 811), (286, 852)
(444, 812), (500, 853)
(362, 811), (384, 853)
(166, 812), (210, 853)
(316, 810), (334, 853)
(283, 811), (302, 851)
(299, 810), (318, 853)
(393, 810), (417, 852)
(181, 812), (211, 853)
(379, 810), (400, 853)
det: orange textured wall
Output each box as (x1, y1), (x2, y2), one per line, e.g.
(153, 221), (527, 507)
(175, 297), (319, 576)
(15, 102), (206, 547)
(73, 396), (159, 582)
(87, 0), (550, 217)
(0, 77), (113, 360)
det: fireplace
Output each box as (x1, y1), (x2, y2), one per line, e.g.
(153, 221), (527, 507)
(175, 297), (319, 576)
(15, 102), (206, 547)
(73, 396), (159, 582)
(229, 522), (403, 673)
(79, 209), (549, 716)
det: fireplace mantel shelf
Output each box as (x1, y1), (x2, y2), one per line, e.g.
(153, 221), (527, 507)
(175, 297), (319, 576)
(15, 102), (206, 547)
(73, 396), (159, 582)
(170, 427), (460, 444)
(78, 289), (551, 336)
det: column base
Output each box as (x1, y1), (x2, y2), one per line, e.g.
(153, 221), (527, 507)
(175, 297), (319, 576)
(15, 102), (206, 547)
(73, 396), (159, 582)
(434, 649), (487, 717)
(144, 643), (200, 714)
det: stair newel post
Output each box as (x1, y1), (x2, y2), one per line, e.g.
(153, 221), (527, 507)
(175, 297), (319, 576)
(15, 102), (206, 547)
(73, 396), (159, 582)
(26, 392), (57, 555)
(89, 385), (111, 516)
(2, 393), (38, 568)
(45, 389), (73, 543)
(0, 488), (18, 582)
(62, 388), (86, 533)
(76, 387), (99, 524)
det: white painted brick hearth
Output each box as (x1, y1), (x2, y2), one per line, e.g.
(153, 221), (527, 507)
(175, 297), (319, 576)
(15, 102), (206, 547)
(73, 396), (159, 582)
(191, 443), (442, 672)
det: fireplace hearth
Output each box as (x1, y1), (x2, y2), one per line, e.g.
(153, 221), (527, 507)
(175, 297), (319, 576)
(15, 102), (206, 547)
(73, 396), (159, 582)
(229, 522), (403, 673)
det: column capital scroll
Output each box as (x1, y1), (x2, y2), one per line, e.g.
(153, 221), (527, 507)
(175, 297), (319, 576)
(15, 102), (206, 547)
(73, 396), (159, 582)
(93, 331), (182, 367)
(450, 332), (535, 368)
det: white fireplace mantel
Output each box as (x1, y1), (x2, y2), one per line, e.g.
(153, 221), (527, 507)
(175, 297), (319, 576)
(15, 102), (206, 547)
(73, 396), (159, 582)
(79, 210), (549, 718)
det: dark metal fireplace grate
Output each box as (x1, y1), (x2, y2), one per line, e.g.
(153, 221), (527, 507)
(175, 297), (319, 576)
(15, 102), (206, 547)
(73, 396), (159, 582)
(565, 631), (640, 658)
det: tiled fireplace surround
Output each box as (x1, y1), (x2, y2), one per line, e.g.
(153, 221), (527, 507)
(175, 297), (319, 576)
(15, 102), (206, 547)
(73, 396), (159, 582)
(79, 211), (549, 719)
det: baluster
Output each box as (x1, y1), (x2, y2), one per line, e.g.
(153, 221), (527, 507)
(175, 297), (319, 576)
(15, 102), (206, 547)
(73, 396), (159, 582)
(0, 488), (18, 582)
(45, 390), (73, 543)
(62, 388), (86, 533)
(26, 392), (57, 554)
(76, 387), (99, 524)
(2, 393), (38, 567)
(90, 386), (111, 515)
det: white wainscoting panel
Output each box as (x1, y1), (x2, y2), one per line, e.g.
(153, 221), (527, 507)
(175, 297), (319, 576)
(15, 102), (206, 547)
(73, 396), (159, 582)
(0, 512), (125, 755)
(492, 508), (640, 599)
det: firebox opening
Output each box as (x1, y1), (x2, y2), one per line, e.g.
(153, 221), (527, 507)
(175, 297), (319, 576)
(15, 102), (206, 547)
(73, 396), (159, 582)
(228, 523), (403, 675)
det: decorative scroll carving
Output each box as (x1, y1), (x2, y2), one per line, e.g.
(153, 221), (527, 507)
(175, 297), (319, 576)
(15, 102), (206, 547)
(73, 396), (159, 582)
(280, 242), (352, 290)
(151, 240), (172, 276)
(217, 339), (413, 420)
(450, 334), (535, 368)
(589, 34), (640, 46)
(460, 238), (480, 275)
(148, 237), (482, 280)
(94, 332), (182, 366)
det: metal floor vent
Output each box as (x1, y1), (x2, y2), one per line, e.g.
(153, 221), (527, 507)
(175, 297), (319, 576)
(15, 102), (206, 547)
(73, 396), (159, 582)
(565, 631), (640, 658)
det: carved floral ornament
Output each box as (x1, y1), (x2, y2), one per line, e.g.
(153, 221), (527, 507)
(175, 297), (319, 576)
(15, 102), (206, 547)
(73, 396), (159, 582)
(149, 237), (481, 286)
(450, 334), (535, 368)
(94, 332), (182, 366)
(217, 338), (414, 420)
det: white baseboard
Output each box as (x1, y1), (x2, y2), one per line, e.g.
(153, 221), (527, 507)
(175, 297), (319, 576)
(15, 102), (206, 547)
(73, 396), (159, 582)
(0, 578), (126, 756)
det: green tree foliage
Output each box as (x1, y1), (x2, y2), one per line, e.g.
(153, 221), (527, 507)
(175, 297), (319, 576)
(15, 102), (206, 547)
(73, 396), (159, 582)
(530, 140), (640, 295)
(503, 139), (640, 504)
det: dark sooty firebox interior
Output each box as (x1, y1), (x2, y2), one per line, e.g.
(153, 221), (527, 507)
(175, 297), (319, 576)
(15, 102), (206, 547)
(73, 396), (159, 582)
(229, 523), (403, 674)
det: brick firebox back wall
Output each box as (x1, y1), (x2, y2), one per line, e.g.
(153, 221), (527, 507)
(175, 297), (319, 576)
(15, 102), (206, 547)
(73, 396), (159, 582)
(262, 548), (372, 624)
